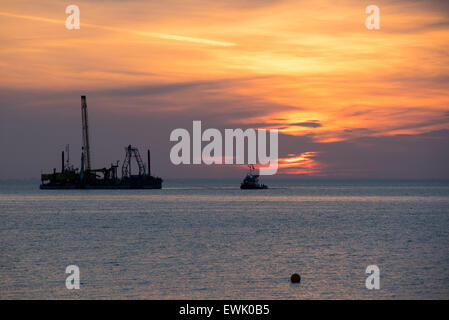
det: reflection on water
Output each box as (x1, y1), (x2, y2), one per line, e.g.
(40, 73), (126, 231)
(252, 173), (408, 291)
(1, 179), (448, 299)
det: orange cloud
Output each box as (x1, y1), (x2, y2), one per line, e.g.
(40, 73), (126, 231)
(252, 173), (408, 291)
(277, 152), (324, 175)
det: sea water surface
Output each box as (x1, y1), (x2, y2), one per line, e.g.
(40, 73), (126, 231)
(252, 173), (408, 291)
(1, 179), (448, 299)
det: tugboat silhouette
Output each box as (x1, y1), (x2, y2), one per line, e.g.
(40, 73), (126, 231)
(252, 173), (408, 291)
(240, 165), (268, 189)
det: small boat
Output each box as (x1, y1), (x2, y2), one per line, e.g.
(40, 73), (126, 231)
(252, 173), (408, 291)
(240, 165), (268, 189)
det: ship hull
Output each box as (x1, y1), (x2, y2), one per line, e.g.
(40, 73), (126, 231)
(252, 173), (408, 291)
(40, 184), (162, 190)
(40, 177), (163, 190)
(240, 184), (268, 190)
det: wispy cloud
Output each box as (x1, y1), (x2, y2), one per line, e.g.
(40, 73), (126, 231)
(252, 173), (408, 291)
(0, 11), (236, 47)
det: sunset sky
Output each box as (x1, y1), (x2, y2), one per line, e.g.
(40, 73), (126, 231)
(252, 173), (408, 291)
(1, 0), (448, 179)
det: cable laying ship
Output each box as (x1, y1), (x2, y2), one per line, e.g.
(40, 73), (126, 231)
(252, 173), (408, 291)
(240, 165), (268, 189)
(40, 96), (162, 189)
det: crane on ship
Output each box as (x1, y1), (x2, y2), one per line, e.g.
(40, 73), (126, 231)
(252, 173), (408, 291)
(122, 145), (146, 178)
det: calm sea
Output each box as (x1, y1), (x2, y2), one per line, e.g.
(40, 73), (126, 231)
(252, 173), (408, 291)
(1, 179), (448, 299)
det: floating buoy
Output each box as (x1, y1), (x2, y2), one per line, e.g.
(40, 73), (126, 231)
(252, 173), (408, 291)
(290, 273), (301, 283)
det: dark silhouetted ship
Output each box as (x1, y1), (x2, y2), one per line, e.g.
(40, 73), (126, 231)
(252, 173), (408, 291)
(240, 165), (268, 189)
(40, 96), (162, 189)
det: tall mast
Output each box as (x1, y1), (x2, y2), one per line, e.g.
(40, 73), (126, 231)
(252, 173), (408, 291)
(81, 95), (91, 171)
(147, 149), (151, 176)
